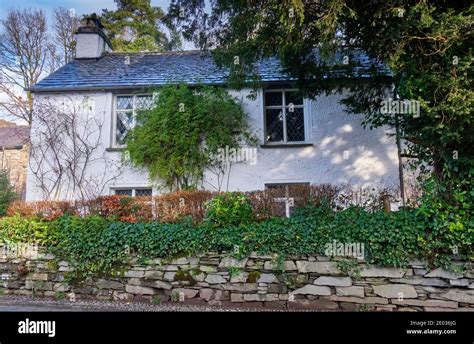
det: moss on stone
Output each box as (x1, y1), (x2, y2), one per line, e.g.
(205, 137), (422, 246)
(46, 260), (59, 271)
(55, 291), (66, 300)
(190, 268), (202, 276)
(229, 267), (242, 277)
(246, 271), (261, 283)
(174, 269), (196, 286)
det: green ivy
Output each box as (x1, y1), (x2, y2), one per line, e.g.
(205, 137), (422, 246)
(417, 178), (474, 269)
(0, 205), (471, 278)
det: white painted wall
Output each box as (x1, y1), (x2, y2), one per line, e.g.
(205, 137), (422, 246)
(26, 88), (400, 200)
(209, 89), (400, 191)
(75, 33), (112, 59)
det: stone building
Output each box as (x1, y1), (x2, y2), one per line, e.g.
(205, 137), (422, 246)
(0, 120), (30, 199)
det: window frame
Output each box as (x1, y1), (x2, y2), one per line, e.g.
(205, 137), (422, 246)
(112, 93), (154, 148)
(265, 182), (311, 198)
(111, 187), (153, 197)
(263, 89), (309, 145)
(265, 182), (310, 218)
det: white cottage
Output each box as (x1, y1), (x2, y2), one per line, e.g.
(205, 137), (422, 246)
(26, 18), (401, 201)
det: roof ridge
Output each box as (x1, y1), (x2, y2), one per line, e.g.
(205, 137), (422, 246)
(107, 50), (208, 56)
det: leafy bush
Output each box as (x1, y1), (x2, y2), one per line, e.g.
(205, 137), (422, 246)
(205, 192), (254, 227)
(0, 216), (57, 246)
(417, 178), (474, 268)
(153, 190), (215, 223)
(7, 186), (402, 223)
(1, 203), (469, 277)
(7, 200), (75, 220)
(7, 191), (216, 223)
(0, 170), (16, 216)
(125, 84), (256, 191)
(335, 186), (399, 211)
(87, 195), (148, 222)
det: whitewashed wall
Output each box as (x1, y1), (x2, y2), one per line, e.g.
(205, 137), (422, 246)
(26, 89), (400, 200)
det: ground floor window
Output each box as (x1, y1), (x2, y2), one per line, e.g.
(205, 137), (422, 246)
(265, 182), (310, 197)
(113, 188), (152, 197)
(265, 182), (310, 217)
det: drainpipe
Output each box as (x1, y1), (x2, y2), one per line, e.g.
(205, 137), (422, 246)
(391, 83), (406, 207)
(394, 109), (406, 206)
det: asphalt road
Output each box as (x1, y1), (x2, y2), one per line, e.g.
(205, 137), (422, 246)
(0, 297), (224, 312)
(0, 303), (88, 312)
(0, 295), (295, 312)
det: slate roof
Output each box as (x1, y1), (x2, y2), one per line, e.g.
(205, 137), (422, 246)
(29, 50), (388, 93)
(0, 126), (30, 149)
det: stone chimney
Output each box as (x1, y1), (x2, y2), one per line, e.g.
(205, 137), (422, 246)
(75, 15), (112, 59)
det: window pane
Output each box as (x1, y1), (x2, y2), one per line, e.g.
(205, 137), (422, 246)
(115, 189), (132, 196)
(117, 96), (133, 110)
(266, 184), (287, 197)
(287, 183), (310, 198)
(286, 108), (305, 142)
(136, 95), (153, 110)
(116, 111), (133, 145)
(135, 188), (152, 196)
(266, 183), (310, 198)
(265, 91), (282, 106)
(265, 109), (284, 142)
(273, 202), (287, 217)
(286, 91), (303, 106)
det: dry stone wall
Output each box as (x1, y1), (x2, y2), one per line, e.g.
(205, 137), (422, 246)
(1, 246), (473, 311)
(0, 145), (29, 198)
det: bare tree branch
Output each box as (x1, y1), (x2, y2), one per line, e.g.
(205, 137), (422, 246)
(53, 7), (80, 65)
(29, 96), (123, 201)
(0, 9), (49, 124)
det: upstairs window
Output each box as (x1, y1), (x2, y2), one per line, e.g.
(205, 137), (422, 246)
(264, 90), (306, 143)
(114, 94), (154, 146)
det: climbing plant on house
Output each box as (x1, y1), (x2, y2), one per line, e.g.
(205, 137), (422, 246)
(124, 84), (256, 191)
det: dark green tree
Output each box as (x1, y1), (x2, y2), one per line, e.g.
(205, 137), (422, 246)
(124, 85), (256, 191)
(168, 1), (473, 262)
(168, 1), (473, 198)
(97, 0), (182, 52)
(0, 170), (16, 217)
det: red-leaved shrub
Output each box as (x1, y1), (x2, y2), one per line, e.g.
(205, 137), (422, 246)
(7, 185), (400, 222)
(7, 200), (77, 221)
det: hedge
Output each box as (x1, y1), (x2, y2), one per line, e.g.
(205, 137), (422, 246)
(1, 204), (472, 278)
(5, 185), (398, 223)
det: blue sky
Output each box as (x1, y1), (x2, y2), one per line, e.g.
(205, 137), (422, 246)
(0, 0), (173, 21)
(0, 1), (177, 124)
